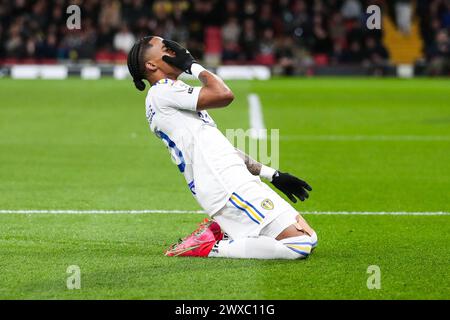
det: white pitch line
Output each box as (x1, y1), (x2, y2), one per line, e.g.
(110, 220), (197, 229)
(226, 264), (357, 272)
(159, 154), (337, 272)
(248, 93), (267, 140)
(301, 211), (450, 216)
(0, 210), (448, 216)
(276, 135), (450, 142)
(0, 209), (204, 215)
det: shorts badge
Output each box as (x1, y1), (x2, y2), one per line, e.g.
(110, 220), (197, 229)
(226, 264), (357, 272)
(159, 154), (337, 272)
(261, 199), (274, 210)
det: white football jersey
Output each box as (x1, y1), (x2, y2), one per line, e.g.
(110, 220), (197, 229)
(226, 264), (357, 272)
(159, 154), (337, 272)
(145, 78), (260, 215)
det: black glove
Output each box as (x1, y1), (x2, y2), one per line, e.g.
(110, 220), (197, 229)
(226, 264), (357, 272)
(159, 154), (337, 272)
(271, 171), (312, 203)
(162, 39), (196, 74)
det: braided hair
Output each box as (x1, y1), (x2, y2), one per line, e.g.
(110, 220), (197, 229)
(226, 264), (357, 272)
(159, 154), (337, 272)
(127, 36), (153, 91)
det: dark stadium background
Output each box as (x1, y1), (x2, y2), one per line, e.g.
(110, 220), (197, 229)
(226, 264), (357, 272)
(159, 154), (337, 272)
(0, 0), (448, 76)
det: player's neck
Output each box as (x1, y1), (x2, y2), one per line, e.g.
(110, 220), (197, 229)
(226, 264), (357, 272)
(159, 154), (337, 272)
(149, 71), (178, 86)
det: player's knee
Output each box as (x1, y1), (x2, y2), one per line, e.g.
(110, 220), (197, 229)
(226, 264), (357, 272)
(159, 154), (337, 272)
(285, 245), (311, 260)
(280, 236), (314, 260)
(309, 231), (318, 250)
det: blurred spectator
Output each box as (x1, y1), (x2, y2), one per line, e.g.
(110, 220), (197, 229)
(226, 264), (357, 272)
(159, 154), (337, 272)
(242, 0), (257, 20)
(329, 12), (346, 44)
(426, 29), (450, 75)
(341, 0), (362, 19)
(257, 28), (276, 65)
(276, 36), (296, 75)
(78, 19), (97, 60)
(114, 24), (136, 53)
(395, 0), (413, 34)
(341, 41), (364, 64)
(171, 1), (190, 43)
(312, 15), (332, 55)
(5, 21), (25, 58)
(364, 37), (388, 65)
(0, 25), (4, 58)
(221, 17), (240, 62)
(363, 36), (388, 75)
(330, 42), (345, 65)
(97, 23), (115, 52)
(240, 18), (258, 61)
(221, 17), (240, 44)
(99, 1), (122, 30)
(258, 3), (273, 30)
(36, 33), (58, 59)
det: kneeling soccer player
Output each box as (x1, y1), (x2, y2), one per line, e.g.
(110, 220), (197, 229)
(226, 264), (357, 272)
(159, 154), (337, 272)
(127, 36), (318, 259)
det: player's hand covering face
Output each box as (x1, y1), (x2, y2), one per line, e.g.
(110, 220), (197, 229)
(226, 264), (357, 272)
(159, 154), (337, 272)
(271, 171), (312, 203)
(162, 39), (196, 74)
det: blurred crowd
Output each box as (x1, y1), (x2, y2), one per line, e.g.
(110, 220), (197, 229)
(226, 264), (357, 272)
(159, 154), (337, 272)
(0, 0), (448, 74)
(417, 0), (450, 75)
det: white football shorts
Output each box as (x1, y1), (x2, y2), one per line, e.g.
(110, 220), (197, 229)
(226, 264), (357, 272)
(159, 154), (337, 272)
(212, 179), (299, 239)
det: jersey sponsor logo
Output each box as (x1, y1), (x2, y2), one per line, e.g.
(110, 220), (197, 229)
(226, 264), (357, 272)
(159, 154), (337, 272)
(188, 87), (194, 94)
(261, 199), (274, 210)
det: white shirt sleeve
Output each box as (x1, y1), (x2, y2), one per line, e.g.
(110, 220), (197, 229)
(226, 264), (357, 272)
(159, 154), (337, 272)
(156, 81), (201, 112)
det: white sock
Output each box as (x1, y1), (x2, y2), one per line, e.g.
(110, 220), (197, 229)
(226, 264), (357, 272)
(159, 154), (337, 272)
(208, 235), (312, 260)
(310, 232), (318, 248)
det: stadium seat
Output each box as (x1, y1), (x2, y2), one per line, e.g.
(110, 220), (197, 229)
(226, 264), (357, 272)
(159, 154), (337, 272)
(255, 54), (275, 66)
(205, 27), (222, 54)
(38, 59), (58, 65)
(2, 58), (19, 65)
(314, 54), (329, 66)
(114, 51), (128, 64)
(95, 50), (114, 64)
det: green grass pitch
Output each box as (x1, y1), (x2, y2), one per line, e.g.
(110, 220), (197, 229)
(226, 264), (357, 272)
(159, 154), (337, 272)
(0, 78), (449, 299)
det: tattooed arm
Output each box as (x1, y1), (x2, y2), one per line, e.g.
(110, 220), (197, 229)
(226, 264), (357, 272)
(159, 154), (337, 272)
(235, 148), (262, 176)
(235, 148), (313, 203)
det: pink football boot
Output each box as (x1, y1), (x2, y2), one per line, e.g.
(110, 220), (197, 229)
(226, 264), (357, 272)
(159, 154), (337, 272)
(204, 218), (224, 241)
(165, 219), (223, 257)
